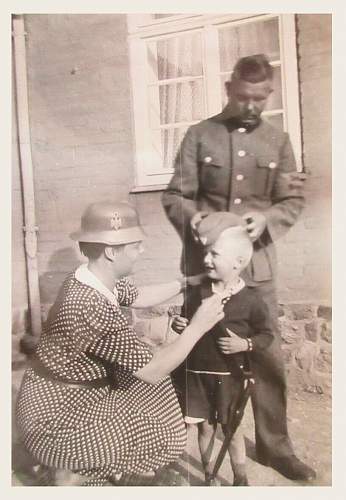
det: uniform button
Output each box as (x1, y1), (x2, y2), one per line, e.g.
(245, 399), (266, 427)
(204, 156), (212, 163)
(238, 127), (246, 133)
(236, 174), (244, 181)
(269, 161), (277, 169)
(234, 198), (242, 205)
(238, 150), (246, 157)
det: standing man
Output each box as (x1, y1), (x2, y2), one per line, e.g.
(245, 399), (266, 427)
(162, 54), (316, 481)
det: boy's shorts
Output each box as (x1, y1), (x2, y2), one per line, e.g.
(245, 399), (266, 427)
(181, 371), (243, 425)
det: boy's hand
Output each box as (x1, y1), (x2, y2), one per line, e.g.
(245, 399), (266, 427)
(217, 329), (248, 354)
(171, 315), (189, 334)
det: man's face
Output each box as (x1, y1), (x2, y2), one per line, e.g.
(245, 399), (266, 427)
(226, 78), (273, 127)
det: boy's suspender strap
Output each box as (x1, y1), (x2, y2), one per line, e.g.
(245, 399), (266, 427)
(209, 360), (255, 483)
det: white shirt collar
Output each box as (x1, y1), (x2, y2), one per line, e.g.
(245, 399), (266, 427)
(74, 264), (119, 306)
(211, 277), (245, 300)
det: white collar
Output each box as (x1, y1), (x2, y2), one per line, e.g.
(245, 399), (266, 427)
(74, 264), (119, 307)
(211, 277), (245, 300)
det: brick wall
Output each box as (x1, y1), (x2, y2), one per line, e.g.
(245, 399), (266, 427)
(23, 14), (137, 305)
(12, 13), (331, 374)
(275, 14), (332, 304)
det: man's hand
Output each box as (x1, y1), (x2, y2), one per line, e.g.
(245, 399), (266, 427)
(216, 329), (248, 354)
(243, 211), (267, 242)
(281, 171), (307, 190)
(190, 211), (209, 241)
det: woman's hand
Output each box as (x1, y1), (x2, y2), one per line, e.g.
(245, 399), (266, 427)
(135, 295), (223, 385)
(216, 328), (248, 354)
(171, 316), (189, 334)
(189, 294), (225, 335)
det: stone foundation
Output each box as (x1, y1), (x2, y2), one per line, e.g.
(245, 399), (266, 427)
(130, 302), (332, 395)
(277, 304), (332, 395)
(14, 301), (332, 396)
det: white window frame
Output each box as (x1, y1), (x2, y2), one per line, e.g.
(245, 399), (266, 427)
(128, 13), (302, 192)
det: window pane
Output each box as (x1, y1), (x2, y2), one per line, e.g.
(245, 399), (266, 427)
(147, 32), (203, 81)
(219, 17), (280, 73)
(219, 66), (282, 110)
(267, 66), (282, 109)
(161, 127), (189, 170)
(149, 79), (205, 127)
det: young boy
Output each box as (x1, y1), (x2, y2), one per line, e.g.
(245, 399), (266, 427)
(172, 212), (274, 486)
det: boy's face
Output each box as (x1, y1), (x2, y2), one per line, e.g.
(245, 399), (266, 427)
(203, 228), (251, 283)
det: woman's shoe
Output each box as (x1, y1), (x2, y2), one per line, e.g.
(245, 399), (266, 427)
(155, 467), (189, 486)
(120, 471), (156, 486)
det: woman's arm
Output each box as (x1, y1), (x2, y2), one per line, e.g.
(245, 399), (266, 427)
(132, 280), (182, 308)
(134, 294), (224, 384)
(132, 275), (204, 309)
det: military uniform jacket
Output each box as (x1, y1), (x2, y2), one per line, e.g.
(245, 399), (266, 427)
(162, 109), (305, 285)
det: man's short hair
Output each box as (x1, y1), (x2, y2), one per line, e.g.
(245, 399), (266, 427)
(232, 54), (274, 83)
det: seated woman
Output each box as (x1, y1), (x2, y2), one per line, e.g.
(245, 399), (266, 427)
(15, 201), (224, 486)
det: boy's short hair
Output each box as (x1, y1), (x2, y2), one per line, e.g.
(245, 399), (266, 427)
(218, 226), (253, 270)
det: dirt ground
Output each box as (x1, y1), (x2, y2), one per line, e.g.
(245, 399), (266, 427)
(11, 365), (331, 487)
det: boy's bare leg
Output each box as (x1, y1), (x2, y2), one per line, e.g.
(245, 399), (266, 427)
(221, 424), (248, 486)
(197, 420), (218, 483)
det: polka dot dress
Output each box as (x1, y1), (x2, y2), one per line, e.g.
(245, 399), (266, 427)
(16, 272), (187, 485)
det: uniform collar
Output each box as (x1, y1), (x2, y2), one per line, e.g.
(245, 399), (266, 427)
(75, 264), (119, 306)
(200, 277), (245, 302)
(211, 277), (245, 301)
(217, 106), (262, 132)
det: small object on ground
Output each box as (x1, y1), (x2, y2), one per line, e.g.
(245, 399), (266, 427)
(304, 384), (324, 395)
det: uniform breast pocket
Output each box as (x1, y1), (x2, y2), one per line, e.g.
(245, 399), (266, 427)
(253, 155), (279, 197)
(198, 151), (230, 196)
